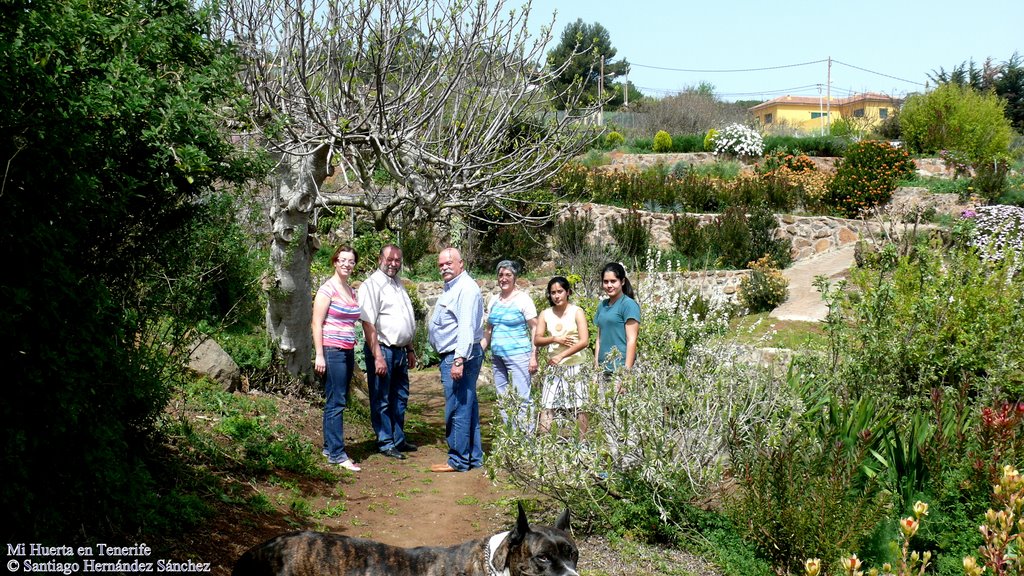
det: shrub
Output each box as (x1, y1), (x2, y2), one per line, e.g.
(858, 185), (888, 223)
(763, 135), (848, 157)
(671, 133), (704, 152)
(722, 175), (795, 212)
(827, 140), (915, 217)
(713, 123), (764, 159)
(703, 128), (718, 151)
(710, 206), (752, 268)
(757, 150), (817, 175)
(900, 83), (1015, 164)
(739, 256), (789, 312)
(553, 205), (596, 256)
(747, 203), (791, 267)
(690, 159), (743, 181)
(653, 130), (673, 153)
(604, 130), (625, 149)
(677, 172), (721, 212)
(972, 157), (1011, 202)
(669, 212), (705, 258)
(671, 159), (690, 178)
(609, 208), (652, 267)
(969, 204), (1024, 270)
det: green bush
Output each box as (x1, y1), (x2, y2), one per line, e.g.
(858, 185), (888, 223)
(710, 206), (752, 268)
(763, 135), (848, 157)
(653, 130), (673, 153)
(900, 83), (1015, 164)
(747, 203), (792, 267)
(703, 128), (718, 152)
(670, 133), (705, 152)
(689, 159), (742, 181)
(604, 130), (625, 149)
(972, 157), (1010, 202)
(669, 213), (706, 258)
(739, 256), (789, 312)
(609, 208), (652, 267)
(827, 140), (915, 217)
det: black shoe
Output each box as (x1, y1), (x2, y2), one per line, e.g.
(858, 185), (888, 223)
(397, 442), (418, 452)
(381, 448), (406, 460)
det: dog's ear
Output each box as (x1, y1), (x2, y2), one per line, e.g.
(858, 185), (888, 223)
(508, 501), (530, 545)
(554, 508), (571, 531)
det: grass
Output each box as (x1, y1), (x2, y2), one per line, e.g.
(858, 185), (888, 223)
(727, 312), (826, 350)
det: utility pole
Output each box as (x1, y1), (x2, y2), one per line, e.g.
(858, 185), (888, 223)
(826, 56), (832, 133)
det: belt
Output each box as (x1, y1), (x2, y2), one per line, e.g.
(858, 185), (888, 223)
(381, 343), (411, 350)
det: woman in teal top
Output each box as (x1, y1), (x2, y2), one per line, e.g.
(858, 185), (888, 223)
(593, 262), (641, 374)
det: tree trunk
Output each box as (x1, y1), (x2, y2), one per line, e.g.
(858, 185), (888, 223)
(266, 144), (330, 381)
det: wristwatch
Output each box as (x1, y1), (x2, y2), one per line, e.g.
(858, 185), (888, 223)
(453, 357), (464, 367)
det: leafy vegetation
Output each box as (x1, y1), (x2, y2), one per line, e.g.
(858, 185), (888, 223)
(1, 0), (266, 541)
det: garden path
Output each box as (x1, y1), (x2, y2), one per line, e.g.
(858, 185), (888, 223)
(769, 245), (856, 322)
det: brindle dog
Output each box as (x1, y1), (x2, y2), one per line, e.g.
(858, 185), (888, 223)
(233, 503), (578, 576)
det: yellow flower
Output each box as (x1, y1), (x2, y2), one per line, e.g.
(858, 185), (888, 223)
(963, 556), (985, 576)
(804, 558), (822, 576)
(844, 554), (863, 575)
(913, 500), (929, 518)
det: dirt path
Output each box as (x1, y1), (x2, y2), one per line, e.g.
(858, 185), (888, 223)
(188, 369), (524, 576)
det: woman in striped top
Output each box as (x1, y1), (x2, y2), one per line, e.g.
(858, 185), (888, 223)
(313, 245), (364, 472)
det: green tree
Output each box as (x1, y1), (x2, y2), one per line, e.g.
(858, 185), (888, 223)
(899, 83), (1014, 164)
(929, 52), (1024, 131)
(0, 0), (264, 540)
(546, 19), (630, 110)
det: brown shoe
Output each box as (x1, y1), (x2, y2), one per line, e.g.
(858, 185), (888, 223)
(430, 463), (458, 473)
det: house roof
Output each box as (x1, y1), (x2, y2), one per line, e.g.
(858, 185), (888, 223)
(748, 92), (899, 112)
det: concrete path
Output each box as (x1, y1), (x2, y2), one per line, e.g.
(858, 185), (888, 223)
(769, 245), (856, 322)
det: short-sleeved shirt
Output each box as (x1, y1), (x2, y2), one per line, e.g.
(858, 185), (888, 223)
(357, 269), (416, 348)
(486, 291), (537, 358)
(594, 294), (641, 372)
(316, 279), (363, 350)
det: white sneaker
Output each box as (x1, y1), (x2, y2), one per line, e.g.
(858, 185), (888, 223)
(337, 459), (361, 472)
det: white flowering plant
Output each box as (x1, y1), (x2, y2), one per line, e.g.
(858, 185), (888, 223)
(486, 250), (800, 536)
(967, 204), (1024, 274)
(712, 123), (764, 159)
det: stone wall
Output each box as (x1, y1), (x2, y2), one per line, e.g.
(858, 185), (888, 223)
(409, 268), (750, 310)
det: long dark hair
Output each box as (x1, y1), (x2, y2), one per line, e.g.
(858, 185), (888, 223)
(546, 276), (573, 306)
(600, 262), (635, 300)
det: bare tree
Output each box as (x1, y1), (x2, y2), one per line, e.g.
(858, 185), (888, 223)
(208, 0), (596, 378)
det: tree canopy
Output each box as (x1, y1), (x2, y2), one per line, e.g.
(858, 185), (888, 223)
(546, 19), (630, 111)
(930, 52), (1024, 131)
(1, 0), (265, 539)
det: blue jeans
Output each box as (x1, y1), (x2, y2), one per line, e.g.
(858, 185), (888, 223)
(364, 344), (410, 452)
(492, 351), (533, 432)
(322, 347), (354, 463)
(440, 344), (484, 471)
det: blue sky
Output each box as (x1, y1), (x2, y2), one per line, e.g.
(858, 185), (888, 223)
(516, 0), (1022, 102)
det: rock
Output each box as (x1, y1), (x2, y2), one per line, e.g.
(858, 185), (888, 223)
(188, 337), (244, 392)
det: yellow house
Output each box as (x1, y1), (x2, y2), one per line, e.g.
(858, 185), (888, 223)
(748, 92), (900, 134)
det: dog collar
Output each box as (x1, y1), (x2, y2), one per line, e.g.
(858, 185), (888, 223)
(485, 531), (511, 576)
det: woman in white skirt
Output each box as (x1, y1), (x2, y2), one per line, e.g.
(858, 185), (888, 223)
(533, 276), (590, 434)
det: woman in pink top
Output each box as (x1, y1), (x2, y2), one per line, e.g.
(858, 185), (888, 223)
(313, 245), (363, 472)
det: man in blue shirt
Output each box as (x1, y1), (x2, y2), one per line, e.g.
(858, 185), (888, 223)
(427, 247), (484, 472)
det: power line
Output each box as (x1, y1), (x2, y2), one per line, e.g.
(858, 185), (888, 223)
(631, 59), (827, 74)
(831, 59), (926, 87)
(631, 57), (927, 88)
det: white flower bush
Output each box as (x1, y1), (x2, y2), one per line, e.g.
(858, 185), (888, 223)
(712, 123), (764, 159)
(969, 204), (1024, 274)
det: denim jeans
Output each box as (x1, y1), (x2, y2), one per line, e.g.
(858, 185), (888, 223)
(322, 347), (354, 463)
(492, 351), (534, 432)
(364, 344), (410, 452)
(440, 344), (484, 471)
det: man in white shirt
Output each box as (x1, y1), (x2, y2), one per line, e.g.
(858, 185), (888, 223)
(358, 244), (418, 460)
